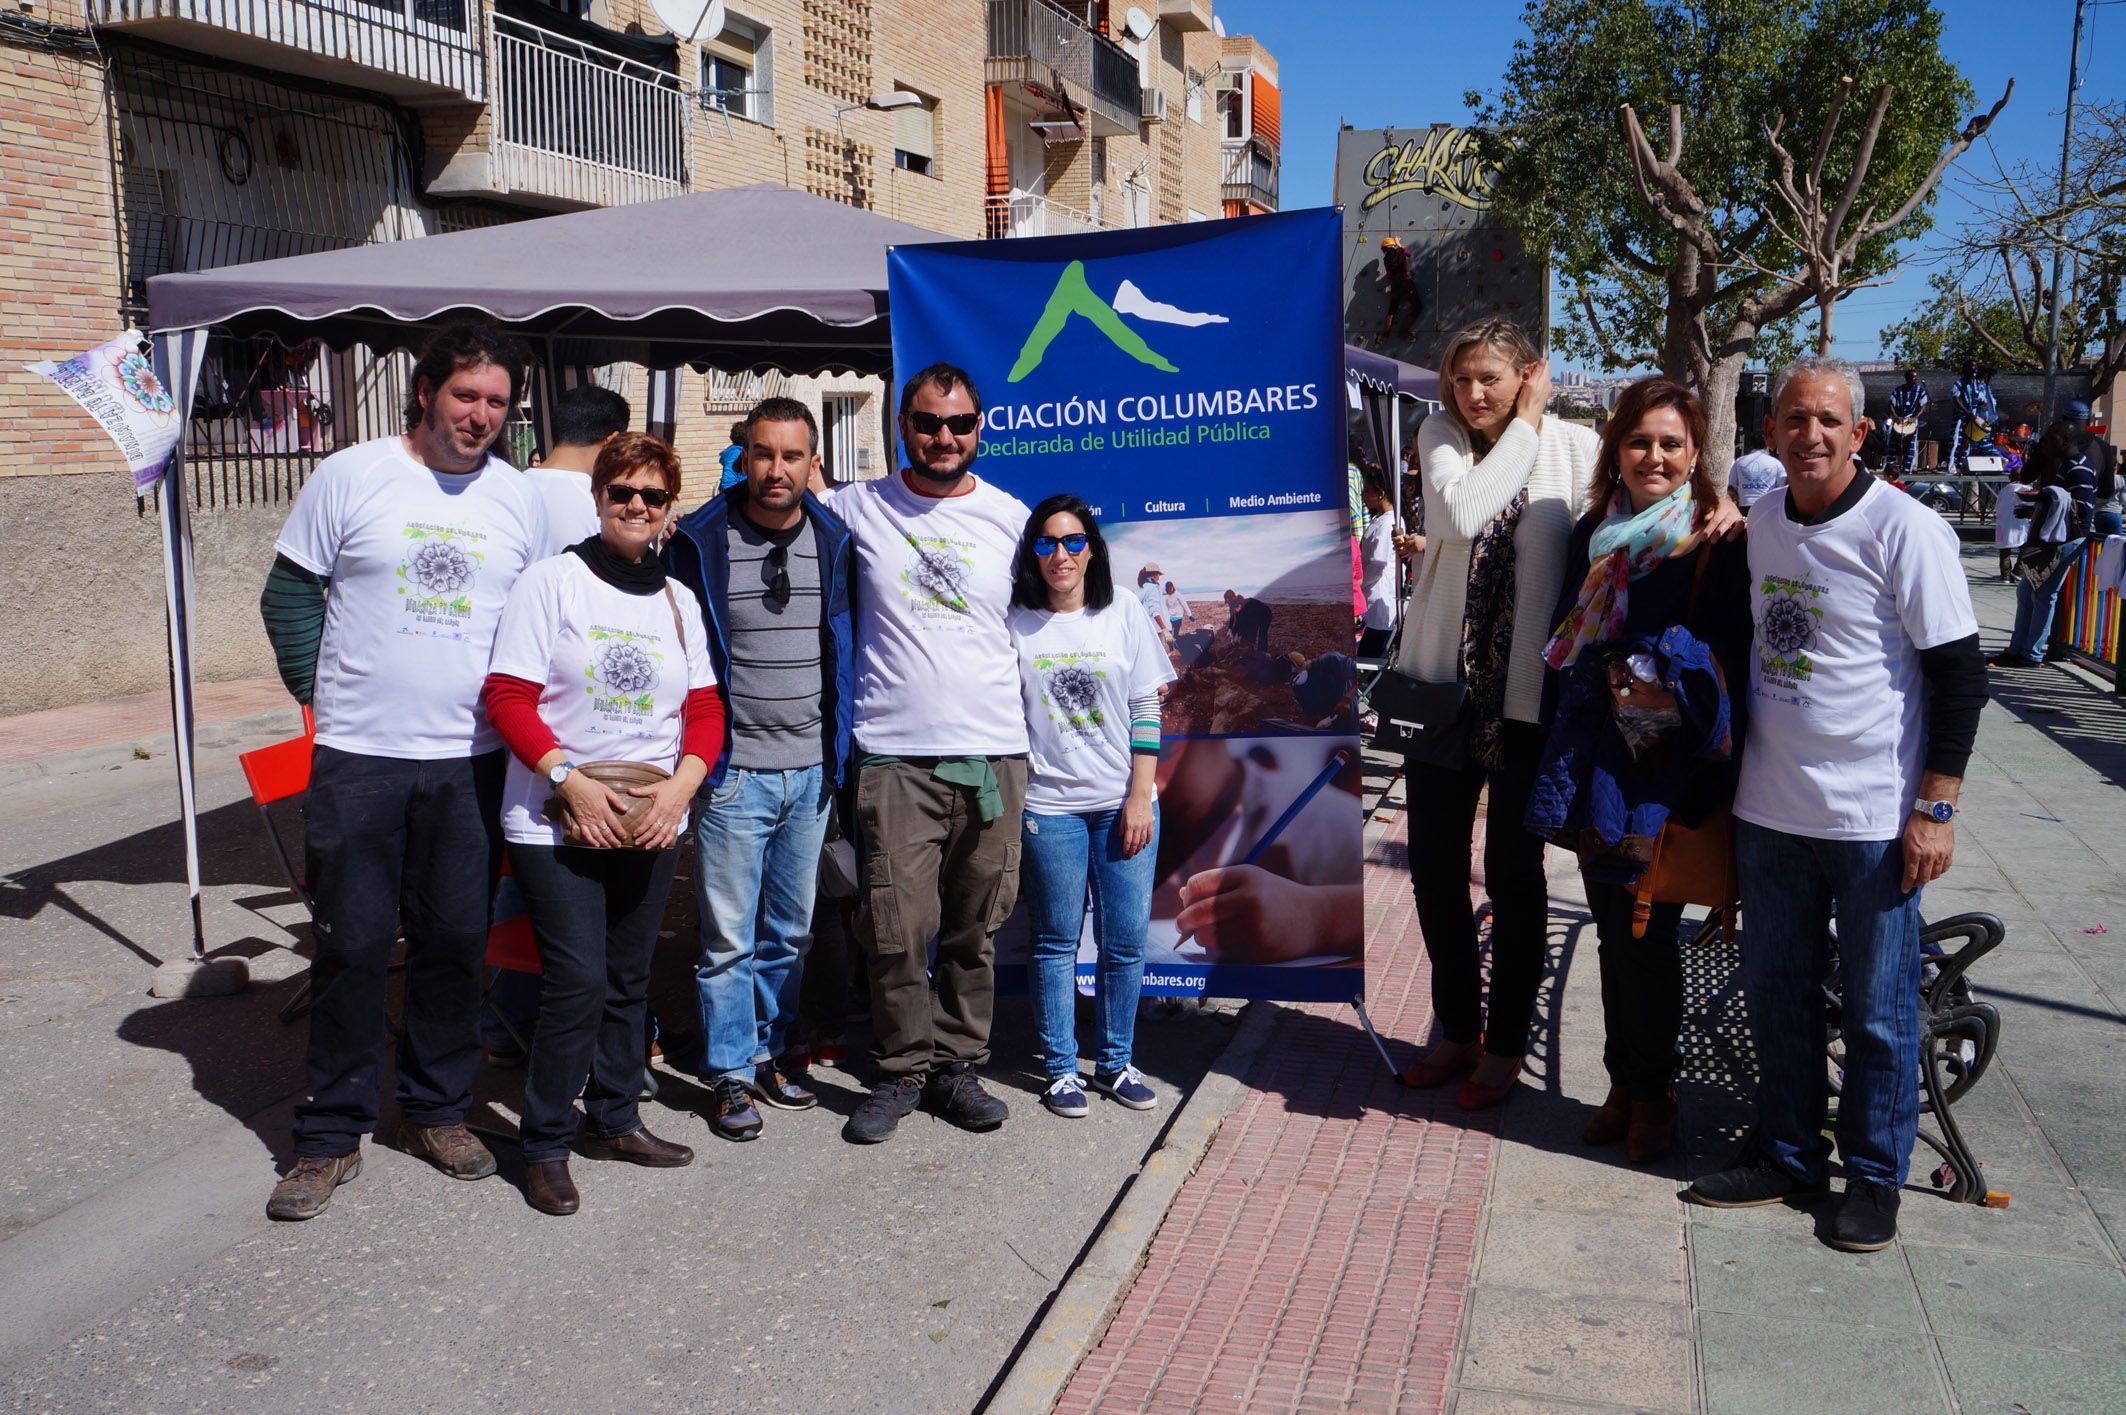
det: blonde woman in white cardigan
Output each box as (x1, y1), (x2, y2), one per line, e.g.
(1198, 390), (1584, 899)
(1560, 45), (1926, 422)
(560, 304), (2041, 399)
(1393, 317), (1598, 1110)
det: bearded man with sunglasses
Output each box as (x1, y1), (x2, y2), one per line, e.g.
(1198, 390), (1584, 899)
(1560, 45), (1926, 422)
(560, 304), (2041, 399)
(824, 363), (1033, 1144)
(663, 396), (855, 1142)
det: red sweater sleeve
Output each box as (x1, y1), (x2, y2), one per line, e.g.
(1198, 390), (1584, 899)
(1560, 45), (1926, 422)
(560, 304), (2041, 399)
(482, 674), (559, 770)
(680, 684), (726, 770)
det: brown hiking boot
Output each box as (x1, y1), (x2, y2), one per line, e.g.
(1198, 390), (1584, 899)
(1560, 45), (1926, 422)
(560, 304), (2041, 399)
(396, 1122), (497, 1180)
(1582, 1083), (1631, 1146)
(1626, 1094), (1678, 1164)
(266, 1152), (362, 1221)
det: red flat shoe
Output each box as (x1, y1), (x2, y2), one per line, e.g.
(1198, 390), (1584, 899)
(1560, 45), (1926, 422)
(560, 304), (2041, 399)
(1399, 1046), (1480, 1089)
(1456, 1068), (1522, 1111)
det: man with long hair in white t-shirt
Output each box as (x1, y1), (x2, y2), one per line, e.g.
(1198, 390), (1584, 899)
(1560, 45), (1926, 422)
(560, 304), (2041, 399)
(1685, 356), (1986, 1254)
(260, 322), (550, 1221)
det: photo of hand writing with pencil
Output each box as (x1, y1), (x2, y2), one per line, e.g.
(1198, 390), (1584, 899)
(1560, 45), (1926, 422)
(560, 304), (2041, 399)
(1150, 735), (1365, 967)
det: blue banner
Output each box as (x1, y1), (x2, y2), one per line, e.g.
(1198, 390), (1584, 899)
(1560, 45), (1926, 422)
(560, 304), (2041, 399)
(889, 210), (1365, 1003)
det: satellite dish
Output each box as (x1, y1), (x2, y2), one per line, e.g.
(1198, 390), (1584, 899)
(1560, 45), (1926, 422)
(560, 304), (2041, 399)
(1212, 15), (1225, 36)
(648, 0), (724, 43)
(1122, 6), (1153, 40)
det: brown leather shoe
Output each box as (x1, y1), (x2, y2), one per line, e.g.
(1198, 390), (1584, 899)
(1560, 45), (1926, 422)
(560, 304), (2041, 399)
(576, 1126), (695, 1168)
(525, 1159), (580, 1216)
(266, 1152), (361, 1221)
(1582, 1083), (1631, 1146)
(1626, 1094), (1677, 1164)
(396, 1122), (497, 1180)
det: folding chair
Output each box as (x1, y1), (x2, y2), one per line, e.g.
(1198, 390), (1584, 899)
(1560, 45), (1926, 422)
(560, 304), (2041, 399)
(238, 706), (319, 1024)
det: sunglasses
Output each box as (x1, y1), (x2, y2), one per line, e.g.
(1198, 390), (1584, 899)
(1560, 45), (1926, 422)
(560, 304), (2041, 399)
(1034, 533), (1090, 557)
(907, 410), (981, 436)
(605, 483), (672, 510)
(764, 543), (791, 611)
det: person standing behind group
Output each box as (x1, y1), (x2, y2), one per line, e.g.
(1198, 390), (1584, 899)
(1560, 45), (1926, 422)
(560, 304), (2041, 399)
(1008, 495), (1175, 1118)
(831, 363), (1031, 1145)
(1390, 316), (1598, 1111)
(1886, 369), (1930, 475)
(1357, 466), (1399, 658)
(260, 322), (549, 1221)
(481, 434), (720, 1215)
(1536, 378), (1753, 1163)
(1993, 406), (2101, 669)
(527, 384), (629, 554)
(1687, 356), (1985, 1253)
(663, 397), (855, 1143)
(1728, 440), (1788, 511)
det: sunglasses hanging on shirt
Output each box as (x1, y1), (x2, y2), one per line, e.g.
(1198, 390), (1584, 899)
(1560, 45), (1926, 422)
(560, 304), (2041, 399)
(764, 542), (791, 611)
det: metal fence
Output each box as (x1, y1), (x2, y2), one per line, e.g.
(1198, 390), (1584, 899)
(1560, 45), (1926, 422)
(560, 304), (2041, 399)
(111, 48), (517, 509)
(491, 15), (690, 208)
(984, 189), (1115, 239)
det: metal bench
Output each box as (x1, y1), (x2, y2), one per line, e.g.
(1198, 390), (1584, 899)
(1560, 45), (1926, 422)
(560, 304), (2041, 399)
(1824, 910), (2010, 1207)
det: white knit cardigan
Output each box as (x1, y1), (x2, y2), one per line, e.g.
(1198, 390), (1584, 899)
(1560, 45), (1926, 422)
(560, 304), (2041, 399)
(1393, 413), (1599, 725)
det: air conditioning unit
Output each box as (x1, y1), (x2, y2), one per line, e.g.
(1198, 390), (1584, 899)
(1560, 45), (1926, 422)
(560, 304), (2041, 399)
(1140, 87), (1168, 122)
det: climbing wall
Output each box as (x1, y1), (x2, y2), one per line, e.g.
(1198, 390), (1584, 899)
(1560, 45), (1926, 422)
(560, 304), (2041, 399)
(1332, 125), (1546, 369)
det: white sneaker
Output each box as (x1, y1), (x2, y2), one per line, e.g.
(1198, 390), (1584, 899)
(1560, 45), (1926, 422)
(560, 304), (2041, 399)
(1042, 1074), (1089, 1118)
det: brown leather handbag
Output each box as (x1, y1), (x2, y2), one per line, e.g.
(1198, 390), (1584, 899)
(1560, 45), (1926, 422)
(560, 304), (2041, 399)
(541, 584), (690, 849)
(1630, 545), (1739, 941)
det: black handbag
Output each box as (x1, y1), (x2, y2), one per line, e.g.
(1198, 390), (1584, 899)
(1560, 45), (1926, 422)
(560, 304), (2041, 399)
(1367, 666), (1472, 767)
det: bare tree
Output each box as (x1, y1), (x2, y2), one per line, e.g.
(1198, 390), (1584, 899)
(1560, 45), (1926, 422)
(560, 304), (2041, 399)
(1617, 77), (2010, 480)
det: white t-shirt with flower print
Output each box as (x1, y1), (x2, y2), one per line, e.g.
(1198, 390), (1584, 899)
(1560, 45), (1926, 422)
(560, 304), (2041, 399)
(1010, 601), (1176, 815)
(276, 436), (549, 759)
(486, 553), (715, 847)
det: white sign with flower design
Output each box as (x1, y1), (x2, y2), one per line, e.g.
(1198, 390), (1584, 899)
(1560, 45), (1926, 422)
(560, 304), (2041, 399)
(24, 331), (183, 489)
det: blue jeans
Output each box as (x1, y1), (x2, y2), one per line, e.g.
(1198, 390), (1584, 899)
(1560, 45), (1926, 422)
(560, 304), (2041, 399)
(2094, 509), (2122, 540)
(1021, 805), (1158, 1081)
(2007, 536), (2086, 660)
(692, 764), (832, 1082)
(1736, 821), (1924, 1186)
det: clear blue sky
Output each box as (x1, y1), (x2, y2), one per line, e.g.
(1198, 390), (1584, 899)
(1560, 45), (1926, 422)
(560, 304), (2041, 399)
(1212, 0), (2121, 369)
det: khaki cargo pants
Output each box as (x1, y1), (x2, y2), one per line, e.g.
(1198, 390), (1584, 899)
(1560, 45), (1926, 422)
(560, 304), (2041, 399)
(854, 756), (1027, 1078)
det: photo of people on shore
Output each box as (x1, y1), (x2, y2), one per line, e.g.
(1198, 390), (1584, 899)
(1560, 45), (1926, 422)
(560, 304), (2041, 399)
(1107, 509), (1361, 736)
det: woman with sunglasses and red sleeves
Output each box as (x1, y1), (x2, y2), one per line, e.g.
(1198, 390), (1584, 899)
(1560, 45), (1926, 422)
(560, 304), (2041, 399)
(1008, 495), (1176, 1119)
(481, 432), (724, 1216)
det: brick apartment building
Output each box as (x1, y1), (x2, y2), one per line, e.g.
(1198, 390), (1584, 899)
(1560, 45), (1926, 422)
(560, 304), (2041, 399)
(0, 0), (1276, 711)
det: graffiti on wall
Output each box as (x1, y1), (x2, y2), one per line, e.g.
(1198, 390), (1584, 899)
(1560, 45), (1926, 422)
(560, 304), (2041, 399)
(1358, 126), (1502, 212)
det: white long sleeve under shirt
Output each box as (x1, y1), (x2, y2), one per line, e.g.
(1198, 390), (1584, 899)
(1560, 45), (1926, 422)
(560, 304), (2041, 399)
(1393, 413), (1598, 725)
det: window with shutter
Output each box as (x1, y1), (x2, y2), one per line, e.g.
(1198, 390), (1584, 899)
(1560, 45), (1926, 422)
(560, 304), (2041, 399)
(893, 88), (938, 176)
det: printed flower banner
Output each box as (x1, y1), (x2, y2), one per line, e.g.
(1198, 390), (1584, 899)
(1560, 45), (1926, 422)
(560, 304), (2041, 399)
(24, 330), (186, 489)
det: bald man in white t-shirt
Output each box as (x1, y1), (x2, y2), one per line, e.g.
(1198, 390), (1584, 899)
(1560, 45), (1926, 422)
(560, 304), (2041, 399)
(1686, 356), (1986, 1256)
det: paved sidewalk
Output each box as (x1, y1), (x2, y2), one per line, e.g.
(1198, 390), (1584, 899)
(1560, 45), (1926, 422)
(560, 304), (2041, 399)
(1054, 551), (2126, 1414)
(1056, 811), (1493, 1414)
(0, 674), (296, 774)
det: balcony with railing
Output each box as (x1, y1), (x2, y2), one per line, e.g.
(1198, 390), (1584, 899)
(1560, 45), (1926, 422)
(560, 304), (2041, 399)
(489, 15), (690, 210)
(1222, 137), (1278, 211)
(985, 0), (1142, 139)
(87, 0), (483, 101)
(985, 189), (1117, 240)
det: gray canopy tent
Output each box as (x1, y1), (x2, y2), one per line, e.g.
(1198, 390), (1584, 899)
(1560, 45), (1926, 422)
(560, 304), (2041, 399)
(140, 184), (955, 963)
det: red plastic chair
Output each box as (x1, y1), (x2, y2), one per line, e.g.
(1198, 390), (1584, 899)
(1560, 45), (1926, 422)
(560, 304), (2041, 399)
(239, 707), (321, 1023)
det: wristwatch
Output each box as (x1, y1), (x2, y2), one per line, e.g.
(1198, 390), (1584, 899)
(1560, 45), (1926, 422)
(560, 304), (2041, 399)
(548, 760), (578, 787)
(1912, 797), (1957, 823)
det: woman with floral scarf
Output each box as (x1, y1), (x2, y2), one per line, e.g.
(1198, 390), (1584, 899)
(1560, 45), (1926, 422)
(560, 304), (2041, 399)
(1536, 379), (1753, 1161)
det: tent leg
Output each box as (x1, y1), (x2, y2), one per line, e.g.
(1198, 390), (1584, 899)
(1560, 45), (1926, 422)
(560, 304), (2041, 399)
(1353, 998), (1398, 1079)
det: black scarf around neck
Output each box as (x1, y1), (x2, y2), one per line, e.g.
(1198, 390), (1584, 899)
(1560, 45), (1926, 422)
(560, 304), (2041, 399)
(567, 536), (666, 595)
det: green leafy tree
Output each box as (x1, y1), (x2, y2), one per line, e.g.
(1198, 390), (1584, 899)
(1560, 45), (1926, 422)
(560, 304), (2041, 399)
(1470, 0), (2006, 478)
